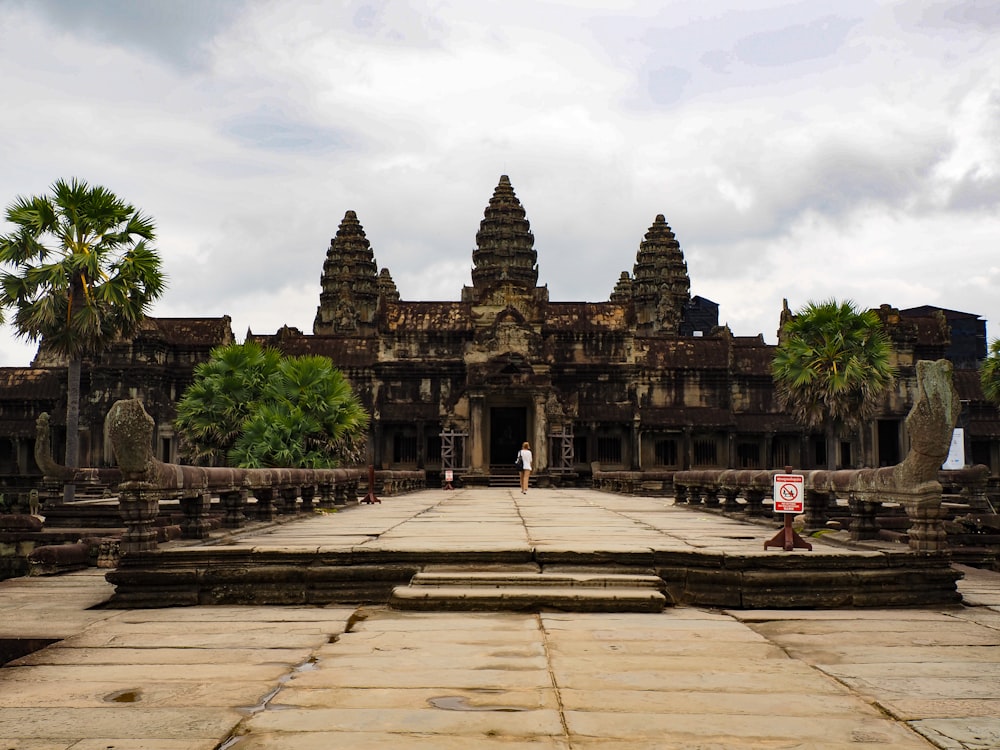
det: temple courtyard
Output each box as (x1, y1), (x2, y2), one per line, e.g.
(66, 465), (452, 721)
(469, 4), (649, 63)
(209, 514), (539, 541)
(2, 487), (1000, 749)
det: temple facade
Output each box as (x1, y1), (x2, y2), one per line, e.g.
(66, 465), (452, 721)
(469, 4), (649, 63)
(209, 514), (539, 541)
(250, 176), (997, 483)
(0, 175), (996, 488)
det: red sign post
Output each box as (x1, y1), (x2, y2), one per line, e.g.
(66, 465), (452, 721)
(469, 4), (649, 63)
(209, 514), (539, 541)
(764, 472), (812, 552)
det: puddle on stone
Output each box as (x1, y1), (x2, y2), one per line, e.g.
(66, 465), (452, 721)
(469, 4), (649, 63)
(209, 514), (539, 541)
(295, 656), (319, 671)
(240, 654), (322, 715)
(105, 689), (141, 703)
(429, 695), (530, 712)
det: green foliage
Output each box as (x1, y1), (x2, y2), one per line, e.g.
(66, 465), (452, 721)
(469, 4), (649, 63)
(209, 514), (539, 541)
(982, 338), (1000, 408)
(772, 299), (895, 432)
(174, 342), (369, 469)
(174, 341), (283, 465)
(0, 178), (166, 356)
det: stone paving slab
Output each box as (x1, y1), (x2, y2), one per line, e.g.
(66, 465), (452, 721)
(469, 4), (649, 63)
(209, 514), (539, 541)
(234, 734), (572, 750)
(4, 490), (1000, 748)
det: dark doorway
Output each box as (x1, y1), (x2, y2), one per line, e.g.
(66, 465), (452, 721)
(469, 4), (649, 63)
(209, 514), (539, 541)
(878, 420), (900, 467)
(490, 407), (526, 465)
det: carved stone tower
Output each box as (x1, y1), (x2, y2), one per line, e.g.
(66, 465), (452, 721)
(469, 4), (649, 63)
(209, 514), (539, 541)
(631, 214), (691, 334)
(314, 210), (379, 335)
(463, 175), (541, 306)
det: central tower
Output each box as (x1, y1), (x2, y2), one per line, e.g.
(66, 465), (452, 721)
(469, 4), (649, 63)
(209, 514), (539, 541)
(462, 175), (544, 307)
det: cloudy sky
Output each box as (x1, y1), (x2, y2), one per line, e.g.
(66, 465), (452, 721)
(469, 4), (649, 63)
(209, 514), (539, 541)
(1, 0), (998, 367)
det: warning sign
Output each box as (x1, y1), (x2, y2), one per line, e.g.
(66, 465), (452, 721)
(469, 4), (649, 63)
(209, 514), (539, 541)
(773, 473), (804, 514)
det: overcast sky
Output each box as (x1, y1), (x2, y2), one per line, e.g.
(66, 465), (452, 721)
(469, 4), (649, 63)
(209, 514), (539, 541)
(1, 0), (998, 367)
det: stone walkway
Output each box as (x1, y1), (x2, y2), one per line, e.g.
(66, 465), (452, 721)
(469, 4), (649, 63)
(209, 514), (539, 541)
(1, 487), (999, 749)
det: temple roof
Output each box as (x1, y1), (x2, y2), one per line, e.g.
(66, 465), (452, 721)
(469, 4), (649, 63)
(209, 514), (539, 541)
(542, 302), (630, 332)
(383, 302), (473, 333)
(139, 317), (234, 347)
(0, 367), (61, 399)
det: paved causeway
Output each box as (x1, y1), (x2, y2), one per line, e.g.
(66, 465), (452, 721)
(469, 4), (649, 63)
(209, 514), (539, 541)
(2, 487), (999, 749)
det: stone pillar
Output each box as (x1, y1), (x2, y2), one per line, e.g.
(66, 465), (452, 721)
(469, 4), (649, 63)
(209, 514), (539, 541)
(469, 394), (485, 474)
(300, 485), (316, 513)
(178, 492), (212, 539)
(847, 495), (879, 540)
(219, 490), (248, 529)
(744, 489), (766, 517)
(278, 487), (298, 515)
(674, 481), (688, 505)
(533, 394), (548, 471)
(804, 489), (829, 532)
(118, 484), (161, 554)
(902, 487), (948, 553)
(721, 488), (739, 513)
(373, 422), (383, 469)
(703, 484), (720, 508)
(318, 482), (335, 509)
(254, 488), (274, 522)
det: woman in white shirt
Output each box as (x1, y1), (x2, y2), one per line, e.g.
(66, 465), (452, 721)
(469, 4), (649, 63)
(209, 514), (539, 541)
(517, 441), (533, 494)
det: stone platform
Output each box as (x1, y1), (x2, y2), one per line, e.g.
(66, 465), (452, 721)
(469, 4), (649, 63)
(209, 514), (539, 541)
(2, 501), (1000, 748)
(106, 487), (962, 609)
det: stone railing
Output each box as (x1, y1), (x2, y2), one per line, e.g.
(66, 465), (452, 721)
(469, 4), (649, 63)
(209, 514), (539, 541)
(672, 465), (990, 551)
(106, 399), (423, 554)
(591, 464), (674, 495)
(672, 360), (966, 554)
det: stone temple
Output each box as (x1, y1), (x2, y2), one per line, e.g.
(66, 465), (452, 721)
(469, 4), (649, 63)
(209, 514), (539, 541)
(0, 175), (995, 488)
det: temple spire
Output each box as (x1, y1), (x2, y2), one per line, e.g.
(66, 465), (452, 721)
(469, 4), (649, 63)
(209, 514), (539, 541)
(470, 175), (538, 294)
(632, 214), (690, 334)
(313, 210), (379, 334)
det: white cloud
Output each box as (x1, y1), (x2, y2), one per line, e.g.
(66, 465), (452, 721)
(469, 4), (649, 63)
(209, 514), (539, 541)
(2, 0), (999, 368)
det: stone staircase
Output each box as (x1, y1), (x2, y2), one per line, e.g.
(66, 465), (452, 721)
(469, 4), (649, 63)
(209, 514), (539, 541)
(389, 569), (670, 612)
(488, 465), (522, 488)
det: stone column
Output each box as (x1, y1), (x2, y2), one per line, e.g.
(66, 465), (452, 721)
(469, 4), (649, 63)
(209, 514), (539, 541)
(469, 394), (485, 474)
(317, 482), (335, 509)
(533, 394), (548, 471)
(804, 489), (830, 532)
(219, 490), (248, 529)
(278, 487), (298, 515)
(902, 487), (948, 553)
(300, 485), (315, 513)
(744, 489), (766, 517)
(118, 484), (161, 554)
(254, 488), (275, 522)
(179, 492), (212, 539)
(847, 495), (879, 540)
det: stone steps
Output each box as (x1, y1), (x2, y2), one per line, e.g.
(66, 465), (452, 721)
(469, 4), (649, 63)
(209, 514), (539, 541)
(390, 570), (670, 612)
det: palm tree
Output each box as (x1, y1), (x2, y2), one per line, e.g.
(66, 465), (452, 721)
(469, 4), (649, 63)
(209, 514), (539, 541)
(0, 178), (166, 501)
(772, 299), (895, 470)
(174, 341), (282, 465)
(981, 339), (1000, 408)
(175, 344), (370, 469)
(230, 354), (369, 468)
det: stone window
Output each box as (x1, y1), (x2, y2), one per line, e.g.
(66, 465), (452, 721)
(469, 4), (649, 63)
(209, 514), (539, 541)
(393, 433), (417, 464)
(596, 436), (622, 465)
(736, 442), (760, 469)
(693, 437), (718, 467)
(426, 435), (441, 465)
(770, 439), (792, 469)
(653, 439), (678, 467)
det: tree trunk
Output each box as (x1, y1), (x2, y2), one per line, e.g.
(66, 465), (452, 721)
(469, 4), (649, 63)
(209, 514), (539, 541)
(61, 357), (81, 504)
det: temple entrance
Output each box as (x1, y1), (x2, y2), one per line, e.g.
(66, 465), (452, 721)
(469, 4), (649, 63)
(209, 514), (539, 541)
(490, 407), (527, 466)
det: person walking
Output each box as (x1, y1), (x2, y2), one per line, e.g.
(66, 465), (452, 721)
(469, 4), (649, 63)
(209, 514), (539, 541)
(517, 441), (533, 494)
